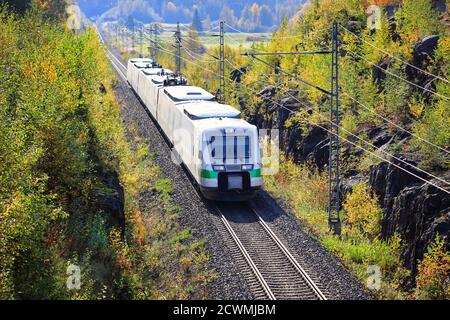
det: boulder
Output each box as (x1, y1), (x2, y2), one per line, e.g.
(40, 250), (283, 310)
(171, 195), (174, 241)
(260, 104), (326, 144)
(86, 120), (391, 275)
(414, 35), (439, 67)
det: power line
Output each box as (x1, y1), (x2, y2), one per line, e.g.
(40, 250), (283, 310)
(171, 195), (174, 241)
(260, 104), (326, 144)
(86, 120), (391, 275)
(155, 44), (218, 77)
(343, 92), (450, 155)
(183, 46), (217, 64)
(244, 53), (332, 95)
(244, 55), (450, 189)
(347, 49), (450, 101)
(137, 21), (450, 194)
(225, 59), (279, 87)
(225, 70), (450, 195)
(338, 24), (450, 84)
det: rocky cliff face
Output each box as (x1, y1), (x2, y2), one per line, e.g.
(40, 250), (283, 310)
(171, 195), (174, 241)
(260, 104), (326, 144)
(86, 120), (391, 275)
(369, 156), (449, 276)
(245, 85), (449, 280)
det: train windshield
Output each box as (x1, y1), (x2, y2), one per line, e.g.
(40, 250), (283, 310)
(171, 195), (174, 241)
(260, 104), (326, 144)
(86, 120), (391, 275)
(206, 135), (251, 163)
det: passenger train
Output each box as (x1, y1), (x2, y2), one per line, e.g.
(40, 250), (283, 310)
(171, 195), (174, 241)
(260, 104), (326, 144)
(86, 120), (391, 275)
(126, 58), (262, 201)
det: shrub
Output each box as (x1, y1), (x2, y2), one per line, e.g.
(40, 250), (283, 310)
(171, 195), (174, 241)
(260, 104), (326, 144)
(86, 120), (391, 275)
(412, 99), (450, 171)
(414, 236), (450, 300)
(342, 182), (383, 240)
(396, 0), (443, 45)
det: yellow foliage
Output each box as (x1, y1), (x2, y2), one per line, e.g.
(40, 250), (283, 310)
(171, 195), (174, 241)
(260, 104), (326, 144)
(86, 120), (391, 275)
(409, 101), (425, 119)
(134, 210), (146, 247)
(414, 236), (450, 300)
(343, 182), (383, 239)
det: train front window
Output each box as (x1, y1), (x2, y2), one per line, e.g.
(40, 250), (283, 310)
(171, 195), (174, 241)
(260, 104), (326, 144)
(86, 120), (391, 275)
(207, 135), (251, 163)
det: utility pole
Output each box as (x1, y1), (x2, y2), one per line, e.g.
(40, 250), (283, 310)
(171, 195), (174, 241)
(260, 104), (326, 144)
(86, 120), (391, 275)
(148, 24), (153, 60)
(219, 21), (225, 103)
(241, 22), (341, 235)
(154, 24), (159, 61)
(175, 22), (181, 76)
(115, 24), (119, 48)
(328, 21), (341, 235)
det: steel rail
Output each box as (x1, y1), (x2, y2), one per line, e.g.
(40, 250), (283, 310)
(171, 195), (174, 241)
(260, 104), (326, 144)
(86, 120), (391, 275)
(216, 206), (276, 300)
(249, 205), (327, 300)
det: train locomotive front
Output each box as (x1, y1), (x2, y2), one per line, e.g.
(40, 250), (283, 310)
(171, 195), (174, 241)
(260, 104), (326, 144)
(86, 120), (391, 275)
(196, 118), (262, 201)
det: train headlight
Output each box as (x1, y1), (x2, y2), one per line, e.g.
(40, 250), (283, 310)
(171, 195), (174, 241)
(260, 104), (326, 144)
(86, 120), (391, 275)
(213, 165), (226, 172)
(241, 164), (254, 171)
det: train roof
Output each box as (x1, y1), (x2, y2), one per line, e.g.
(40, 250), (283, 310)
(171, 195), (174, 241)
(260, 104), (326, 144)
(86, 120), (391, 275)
(130, 58), (153, 64)
(142, 68), (174, 76)
(164, 86), (215, 102)
(183, 102), (240, 119)
(134, 62), (154, 69)
(194, 117), (256, 132)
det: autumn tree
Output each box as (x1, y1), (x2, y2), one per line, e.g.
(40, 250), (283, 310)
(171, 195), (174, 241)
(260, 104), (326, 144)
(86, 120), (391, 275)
(415, 236), (450, 299)
(342, 183), (383, 239)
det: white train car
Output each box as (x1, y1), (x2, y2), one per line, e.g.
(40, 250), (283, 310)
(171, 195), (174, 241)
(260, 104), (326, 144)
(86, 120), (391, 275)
(138, 68), (174, 115)
(126, 58), (153, 89)
(127, 59), (262, 201)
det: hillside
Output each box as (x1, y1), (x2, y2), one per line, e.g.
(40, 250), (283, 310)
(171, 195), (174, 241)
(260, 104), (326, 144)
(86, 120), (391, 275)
(77, 0), (307, 32)
(0, 1), (213, 299)
(239, 0), (450, 299)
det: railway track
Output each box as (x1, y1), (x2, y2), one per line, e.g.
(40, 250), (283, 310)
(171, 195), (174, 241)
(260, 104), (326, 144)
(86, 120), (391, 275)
(216, 203), (327, 300)
(103, 41), (326, 300)
(107, 51), (128, 80)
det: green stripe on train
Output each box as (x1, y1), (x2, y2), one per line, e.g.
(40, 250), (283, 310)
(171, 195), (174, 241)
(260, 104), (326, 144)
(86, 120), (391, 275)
(250, 169), (262, 178)
(200, 169), (261, 179)
(200, 170), (219, 179)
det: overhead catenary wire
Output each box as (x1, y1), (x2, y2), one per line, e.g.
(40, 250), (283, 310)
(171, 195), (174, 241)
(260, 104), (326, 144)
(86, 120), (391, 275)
(338, 23), (450, 84)
(140, 21), (450, 193)
(220, 31), (449, 159)
(180, 38), (219, 62)
(343, 92), (450, 155)
(244, 55), (450, 189)
(155, 43), (218, 76)
(224, 58), (284, 88)
(224, 67), (450, 194)
(183, 46), (218, 64)
(346, 49), (450, 101)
